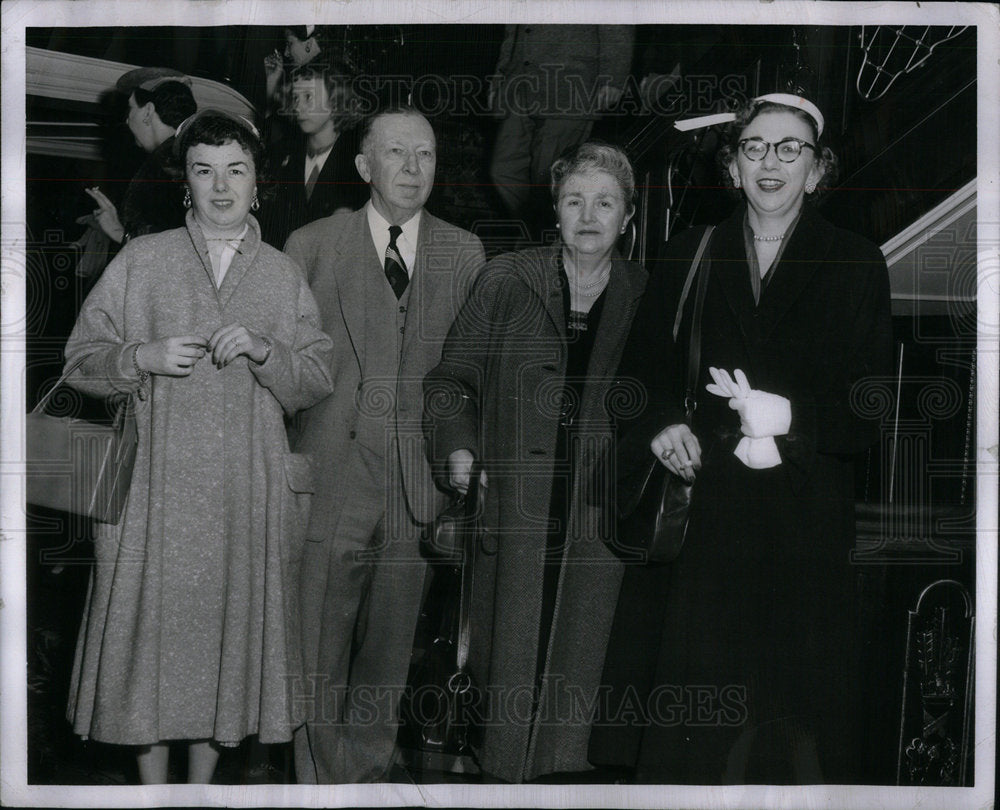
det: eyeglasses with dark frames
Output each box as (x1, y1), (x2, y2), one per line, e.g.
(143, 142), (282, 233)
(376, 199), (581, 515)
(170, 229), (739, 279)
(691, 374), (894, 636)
(738, 137), (817, 163)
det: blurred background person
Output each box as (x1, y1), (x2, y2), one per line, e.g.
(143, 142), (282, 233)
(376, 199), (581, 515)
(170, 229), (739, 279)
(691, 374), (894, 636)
(259, 59), (367, 248)
(81, 67), (197, 249)
(488, 25), (634, 241)
(424, 142), (646, 782)
(63, 109), (334, 784)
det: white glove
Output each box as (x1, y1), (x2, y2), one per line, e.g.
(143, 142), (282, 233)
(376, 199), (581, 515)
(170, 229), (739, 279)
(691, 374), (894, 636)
(706, 367), (791, 470)
(733, 436), (781, 468)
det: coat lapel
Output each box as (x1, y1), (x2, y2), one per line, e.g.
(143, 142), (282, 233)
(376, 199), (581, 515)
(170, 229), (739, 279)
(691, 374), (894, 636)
(215, 217), (262, 309)
(579, 259), (646, 424)
(710, 212), (758, 343)
(183, 212), (262, 311)
(535, 247), (566, 337)
(585, 258), (643, 382)
(754, 207), (829, 340)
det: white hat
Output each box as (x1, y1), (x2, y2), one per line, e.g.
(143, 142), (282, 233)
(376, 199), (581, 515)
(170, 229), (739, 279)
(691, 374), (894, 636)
(675, 93), (825, 137)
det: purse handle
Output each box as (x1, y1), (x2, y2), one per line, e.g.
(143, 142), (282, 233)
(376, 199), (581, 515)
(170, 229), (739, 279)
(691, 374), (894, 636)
(33, 353), (133, 424)
(455, 461), (481, 672)
(670, 225), (715, 422)
(32, 354), (90, 415)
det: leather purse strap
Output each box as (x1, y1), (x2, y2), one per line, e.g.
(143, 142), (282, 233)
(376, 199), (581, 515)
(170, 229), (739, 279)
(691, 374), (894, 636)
(34, 353), (134, 427)
(32, 354), (89, 414)
(685, 226), (714, 421)
(455, 461), (480, 671)
(672, 225), (716, 342)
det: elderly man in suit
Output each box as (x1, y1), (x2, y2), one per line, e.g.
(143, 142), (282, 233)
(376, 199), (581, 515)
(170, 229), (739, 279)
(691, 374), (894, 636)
(285, 106), (485, 784)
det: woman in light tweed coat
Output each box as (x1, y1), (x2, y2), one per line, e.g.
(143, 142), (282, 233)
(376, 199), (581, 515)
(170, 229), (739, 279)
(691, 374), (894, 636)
(63, 110), (334, 783)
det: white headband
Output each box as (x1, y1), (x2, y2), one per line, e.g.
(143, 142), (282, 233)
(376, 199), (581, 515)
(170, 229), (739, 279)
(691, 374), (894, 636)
(674, 93), (825, 137)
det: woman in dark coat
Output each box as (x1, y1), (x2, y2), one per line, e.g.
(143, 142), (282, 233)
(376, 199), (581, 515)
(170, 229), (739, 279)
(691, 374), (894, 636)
(424, 142), (647, 782)
(589, 94), (893, 784)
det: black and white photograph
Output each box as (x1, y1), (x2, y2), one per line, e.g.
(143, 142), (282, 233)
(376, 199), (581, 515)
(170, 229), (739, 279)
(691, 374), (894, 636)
(1, 1), (996, 808)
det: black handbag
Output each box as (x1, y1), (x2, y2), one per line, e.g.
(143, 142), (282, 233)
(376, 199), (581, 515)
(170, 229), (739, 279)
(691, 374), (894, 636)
(401, 464), (482, 756)
(611, 226), (714, 564)
(26, 355), (138, 524)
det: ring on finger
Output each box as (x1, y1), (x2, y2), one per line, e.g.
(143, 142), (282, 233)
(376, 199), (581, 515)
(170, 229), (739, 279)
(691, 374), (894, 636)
(661, 448), (675, 461)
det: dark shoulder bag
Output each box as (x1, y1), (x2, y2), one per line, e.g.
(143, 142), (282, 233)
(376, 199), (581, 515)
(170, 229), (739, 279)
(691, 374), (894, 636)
(610, 225), (714, 565)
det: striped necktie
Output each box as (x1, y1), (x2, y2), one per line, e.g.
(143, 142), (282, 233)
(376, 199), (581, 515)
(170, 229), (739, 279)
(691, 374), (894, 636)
(384, 224), (409, 298)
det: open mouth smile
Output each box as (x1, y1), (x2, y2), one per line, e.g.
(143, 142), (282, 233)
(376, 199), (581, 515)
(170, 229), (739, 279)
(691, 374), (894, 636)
(756, 179), (786, 191)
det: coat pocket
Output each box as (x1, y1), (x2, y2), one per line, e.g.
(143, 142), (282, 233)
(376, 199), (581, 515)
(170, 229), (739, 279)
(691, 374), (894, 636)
(281, 452), (314, 559)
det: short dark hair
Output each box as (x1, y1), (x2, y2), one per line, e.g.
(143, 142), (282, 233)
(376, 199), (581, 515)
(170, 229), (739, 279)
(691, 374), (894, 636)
(132, 80), (197, 129)
(550, 141), (636, 216)
(357, 106), (433, 156)
(717, 98), (839, 200)
(176, 110), (264, 180)
(288, 60), (363, 130)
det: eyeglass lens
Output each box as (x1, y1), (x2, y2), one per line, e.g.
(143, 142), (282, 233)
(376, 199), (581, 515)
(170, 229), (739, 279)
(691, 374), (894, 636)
(740, 139), (808, 162)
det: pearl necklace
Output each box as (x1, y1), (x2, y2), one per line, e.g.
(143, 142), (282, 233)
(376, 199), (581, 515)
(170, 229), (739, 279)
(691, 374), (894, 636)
(752, 232), (784, 242)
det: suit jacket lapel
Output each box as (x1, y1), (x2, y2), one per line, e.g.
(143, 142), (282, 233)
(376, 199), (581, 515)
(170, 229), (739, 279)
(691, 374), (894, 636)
(335, 208), (375, 370)
(401, 213), (435, 358)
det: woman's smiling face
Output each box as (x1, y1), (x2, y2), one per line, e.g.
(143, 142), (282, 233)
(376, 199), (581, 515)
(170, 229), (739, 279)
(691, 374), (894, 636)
(185, 140), (256, 234)
(729, 110), (823, 222)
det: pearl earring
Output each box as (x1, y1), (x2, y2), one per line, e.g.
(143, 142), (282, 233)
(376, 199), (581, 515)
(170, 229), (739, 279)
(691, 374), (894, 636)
(806, 182), (817, 194)
(733, 177), (741, 189)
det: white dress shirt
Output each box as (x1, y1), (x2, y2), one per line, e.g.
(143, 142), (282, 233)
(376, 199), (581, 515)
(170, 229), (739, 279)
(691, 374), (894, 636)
(365, 202), (421, 277)
(303, 137), (336, 186)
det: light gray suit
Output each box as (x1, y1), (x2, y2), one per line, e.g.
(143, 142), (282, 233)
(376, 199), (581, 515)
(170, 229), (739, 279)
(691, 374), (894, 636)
(285, 206), (484, 782)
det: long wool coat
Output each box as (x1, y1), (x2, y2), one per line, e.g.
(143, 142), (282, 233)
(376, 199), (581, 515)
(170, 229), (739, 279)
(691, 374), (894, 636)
(424, 246), (647, 782)
(589, 204), (893, 783)
(63, 214), (334, 746)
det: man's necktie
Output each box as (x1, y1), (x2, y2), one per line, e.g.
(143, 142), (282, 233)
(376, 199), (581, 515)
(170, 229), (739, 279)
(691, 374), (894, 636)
(384, 224), (409, 298)
(304, 162), (321, 202)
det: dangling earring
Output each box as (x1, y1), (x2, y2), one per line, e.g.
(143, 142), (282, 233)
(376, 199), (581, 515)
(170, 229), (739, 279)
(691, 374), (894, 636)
(251, 191), (260, 212)
(805, 182), (817, 194)
(183, 188), (192, 209)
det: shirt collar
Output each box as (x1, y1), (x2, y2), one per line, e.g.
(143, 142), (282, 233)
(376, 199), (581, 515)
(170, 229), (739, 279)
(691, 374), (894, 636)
(365, 201), (422, 275)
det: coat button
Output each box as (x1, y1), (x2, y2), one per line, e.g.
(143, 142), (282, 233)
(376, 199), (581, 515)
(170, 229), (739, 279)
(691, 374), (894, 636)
(349, 430), (356, 439)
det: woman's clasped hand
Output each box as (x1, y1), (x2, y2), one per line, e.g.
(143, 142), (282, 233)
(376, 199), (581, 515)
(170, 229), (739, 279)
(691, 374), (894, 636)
(135, 325), (269, 376)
